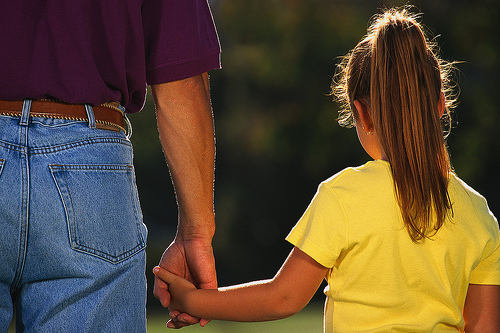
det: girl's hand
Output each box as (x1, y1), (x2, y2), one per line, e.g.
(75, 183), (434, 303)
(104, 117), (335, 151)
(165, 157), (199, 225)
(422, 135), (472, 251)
(153, 266), (197, 315)
(153, 236), (216, 328)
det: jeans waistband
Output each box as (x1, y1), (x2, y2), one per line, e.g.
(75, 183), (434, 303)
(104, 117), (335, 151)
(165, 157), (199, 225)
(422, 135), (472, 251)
(0, 99), (126, 133)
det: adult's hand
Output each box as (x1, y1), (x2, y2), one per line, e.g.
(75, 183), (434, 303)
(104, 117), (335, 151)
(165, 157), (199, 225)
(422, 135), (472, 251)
(154, 231), (216, 328)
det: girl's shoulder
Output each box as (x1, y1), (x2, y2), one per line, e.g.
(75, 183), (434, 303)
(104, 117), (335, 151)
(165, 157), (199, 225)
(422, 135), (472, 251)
(448, 173), (497, 222)
(322, 160), (391, 188)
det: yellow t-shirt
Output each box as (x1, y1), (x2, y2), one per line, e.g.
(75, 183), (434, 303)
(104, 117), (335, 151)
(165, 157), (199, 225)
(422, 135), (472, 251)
(286, 160), (500, 332)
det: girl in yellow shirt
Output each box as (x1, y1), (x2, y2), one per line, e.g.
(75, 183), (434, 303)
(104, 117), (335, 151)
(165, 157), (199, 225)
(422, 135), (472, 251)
(154, 7), (500, 332)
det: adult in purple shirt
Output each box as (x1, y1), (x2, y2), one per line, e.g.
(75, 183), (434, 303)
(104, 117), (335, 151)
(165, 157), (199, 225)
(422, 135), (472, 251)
(0, 0), (220, 331)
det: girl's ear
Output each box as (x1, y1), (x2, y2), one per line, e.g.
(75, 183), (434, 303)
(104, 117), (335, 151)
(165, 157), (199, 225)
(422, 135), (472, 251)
(438, 91), (445, 118)
(353, 100), (374, 133)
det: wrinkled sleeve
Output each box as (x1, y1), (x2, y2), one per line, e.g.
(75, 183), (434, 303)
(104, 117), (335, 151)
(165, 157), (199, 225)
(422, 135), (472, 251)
(142, 0), (221, 84)
(470, 212), (500, 285)
(286, 183), (348, 268)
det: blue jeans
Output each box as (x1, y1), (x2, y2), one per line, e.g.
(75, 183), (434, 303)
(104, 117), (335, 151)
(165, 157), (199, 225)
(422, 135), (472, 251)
(0, 101), (147, 332)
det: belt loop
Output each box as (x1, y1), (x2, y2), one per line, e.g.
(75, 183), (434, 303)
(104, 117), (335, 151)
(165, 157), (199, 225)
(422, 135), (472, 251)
(84, 104), (96, 129)
(117, 104), (132, 139)
(20, 99), (31, 126)
(124, 114), (132, 139)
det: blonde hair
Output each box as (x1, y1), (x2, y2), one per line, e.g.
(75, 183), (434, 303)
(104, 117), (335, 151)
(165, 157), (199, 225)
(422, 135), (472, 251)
(332, 7), (456, 242)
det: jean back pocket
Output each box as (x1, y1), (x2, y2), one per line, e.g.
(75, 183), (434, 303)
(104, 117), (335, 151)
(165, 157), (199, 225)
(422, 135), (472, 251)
(50, 164), (146, 264)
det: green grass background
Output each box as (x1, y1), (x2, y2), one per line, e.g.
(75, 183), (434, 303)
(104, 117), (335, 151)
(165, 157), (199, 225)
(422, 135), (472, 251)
(8, 303), (323, 332)
(147, 303), (323, 333)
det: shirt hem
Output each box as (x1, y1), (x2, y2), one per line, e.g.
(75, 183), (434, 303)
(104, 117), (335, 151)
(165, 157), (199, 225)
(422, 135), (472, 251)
(146, 50), (221, 85)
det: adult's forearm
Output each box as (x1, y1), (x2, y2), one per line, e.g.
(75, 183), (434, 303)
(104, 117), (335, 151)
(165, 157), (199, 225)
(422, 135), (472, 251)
(151, 73), (216, 239)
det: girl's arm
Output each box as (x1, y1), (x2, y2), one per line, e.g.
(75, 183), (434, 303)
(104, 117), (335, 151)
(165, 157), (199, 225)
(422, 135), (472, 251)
(153, 246), (328, 322)
(463, 284), (500, 332)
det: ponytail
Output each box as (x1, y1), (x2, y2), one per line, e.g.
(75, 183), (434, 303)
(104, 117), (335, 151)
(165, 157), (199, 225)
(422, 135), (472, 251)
(333, 7), (456, 242)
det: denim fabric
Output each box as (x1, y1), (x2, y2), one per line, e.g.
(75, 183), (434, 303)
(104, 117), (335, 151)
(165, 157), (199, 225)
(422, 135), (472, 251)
(0, 103), (147, 332)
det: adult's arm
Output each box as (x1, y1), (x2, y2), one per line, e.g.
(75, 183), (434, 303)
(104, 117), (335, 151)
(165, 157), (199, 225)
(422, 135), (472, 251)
(151, 72), (217, 328)
(463, 284), (500, 332)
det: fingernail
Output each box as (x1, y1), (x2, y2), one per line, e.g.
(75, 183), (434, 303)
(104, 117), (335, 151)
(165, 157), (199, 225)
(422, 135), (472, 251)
(153, 266), (160, 274)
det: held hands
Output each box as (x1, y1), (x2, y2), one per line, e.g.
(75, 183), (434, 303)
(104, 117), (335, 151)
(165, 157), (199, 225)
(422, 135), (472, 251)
(153, 266), (197, 316)
(153, 235), (216, 328)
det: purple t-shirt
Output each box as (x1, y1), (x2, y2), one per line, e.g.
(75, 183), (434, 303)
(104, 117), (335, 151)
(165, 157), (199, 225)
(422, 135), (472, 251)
(0, 0), (221, 113)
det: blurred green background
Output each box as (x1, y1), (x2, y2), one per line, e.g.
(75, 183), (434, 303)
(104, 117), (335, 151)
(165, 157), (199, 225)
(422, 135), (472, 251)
(129, 0), (500, 330)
